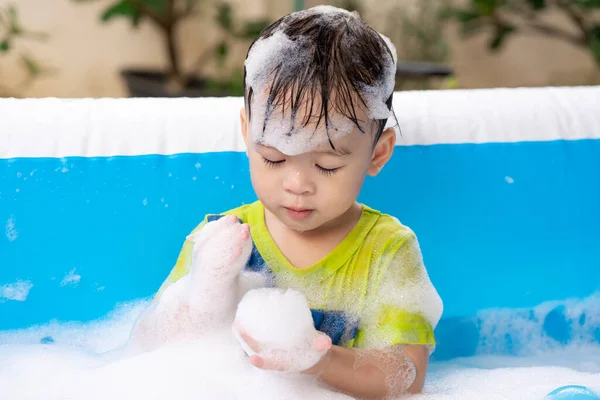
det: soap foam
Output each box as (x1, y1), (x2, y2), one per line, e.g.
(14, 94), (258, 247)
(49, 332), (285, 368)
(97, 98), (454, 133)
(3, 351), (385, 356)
(244, 5), (397, 156)
(234, 287), (327, 371)
(1, 309), (598, 400)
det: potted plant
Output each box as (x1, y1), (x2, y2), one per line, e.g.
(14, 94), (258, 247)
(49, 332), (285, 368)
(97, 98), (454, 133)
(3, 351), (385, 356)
(73, 0), (270, 97)
(442, 0), (600, 68)
(0, 4), (51, 97)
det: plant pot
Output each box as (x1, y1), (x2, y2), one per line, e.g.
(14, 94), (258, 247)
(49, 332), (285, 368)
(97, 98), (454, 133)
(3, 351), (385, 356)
(120, 69), (241, 98)
(396, 61), (454, 79)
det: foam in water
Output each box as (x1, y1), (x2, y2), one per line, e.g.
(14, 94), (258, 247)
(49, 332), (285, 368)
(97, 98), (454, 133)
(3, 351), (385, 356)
(243, 5), (397, 156)
(0, 280), (33, 302)
(1, 306), (598, 400)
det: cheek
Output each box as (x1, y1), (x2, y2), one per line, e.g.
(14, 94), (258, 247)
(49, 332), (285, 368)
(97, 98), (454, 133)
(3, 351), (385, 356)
(321, 169), (365, 206)
(248, 153), (277, 194)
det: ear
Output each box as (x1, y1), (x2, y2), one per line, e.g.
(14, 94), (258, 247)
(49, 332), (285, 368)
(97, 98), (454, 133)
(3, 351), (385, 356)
(367, 127), (396, 176)
(240, 106), (248, 141)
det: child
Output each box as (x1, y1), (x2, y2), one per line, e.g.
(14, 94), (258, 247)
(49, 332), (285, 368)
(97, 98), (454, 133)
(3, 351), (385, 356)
(157, 5), (442, 399)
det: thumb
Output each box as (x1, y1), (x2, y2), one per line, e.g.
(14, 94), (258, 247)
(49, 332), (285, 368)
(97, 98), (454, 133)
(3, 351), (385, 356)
(312, 332), (332, 352)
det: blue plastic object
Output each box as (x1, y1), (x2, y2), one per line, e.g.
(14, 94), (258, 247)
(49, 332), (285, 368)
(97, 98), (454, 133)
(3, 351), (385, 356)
(544, 385), (600, 400)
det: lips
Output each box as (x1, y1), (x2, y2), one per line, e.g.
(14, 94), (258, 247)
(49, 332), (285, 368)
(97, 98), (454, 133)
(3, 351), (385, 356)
(284, 207), (313, 221)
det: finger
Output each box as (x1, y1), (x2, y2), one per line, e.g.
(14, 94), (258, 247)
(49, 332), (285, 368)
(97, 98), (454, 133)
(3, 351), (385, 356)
(235, 325), (261, 353)
(249, 355), (288, 371)
(313, 332), (332, 352)
(248, 355), (265, 368)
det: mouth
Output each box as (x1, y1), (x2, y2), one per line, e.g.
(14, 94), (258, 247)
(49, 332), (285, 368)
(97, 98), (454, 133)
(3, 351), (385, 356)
(284, 207), (314, 221)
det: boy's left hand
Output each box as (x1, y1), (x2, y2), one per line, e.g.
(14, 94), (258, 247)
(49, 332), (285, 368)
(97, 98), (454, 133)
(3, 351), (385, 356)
(234, 323), (333, 373)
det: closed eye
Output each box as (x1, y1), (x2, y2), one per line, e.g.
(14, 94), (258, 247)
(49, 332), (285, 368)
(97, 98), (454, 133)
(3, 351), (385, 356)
(261, 157), (285, 168)
(316, 165), (341, 176)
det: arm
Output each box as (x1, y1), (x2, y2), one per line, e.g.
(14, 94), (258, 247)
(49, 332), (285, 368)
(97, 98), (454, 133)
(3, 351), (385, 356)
(304, 343), (429, 399)
(253, 231), (440, 398)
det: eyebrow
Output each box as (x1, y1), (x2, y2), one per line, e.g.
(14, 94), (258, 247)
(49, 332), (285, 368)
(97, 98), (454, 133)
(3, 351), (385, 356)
(315, 147), (352, 157)
(256, 143), (352, 157)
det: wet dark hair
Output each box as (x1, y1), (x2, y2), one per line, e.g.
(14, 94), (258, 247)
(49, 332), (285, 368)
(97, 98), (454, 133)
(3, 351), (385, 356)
(243, 7), (398, 149)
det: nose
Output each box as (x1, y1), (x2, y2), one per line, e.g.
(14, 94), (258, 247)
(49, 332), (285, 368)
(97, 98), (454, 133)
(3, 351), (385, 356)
(282, 169), (315, 196)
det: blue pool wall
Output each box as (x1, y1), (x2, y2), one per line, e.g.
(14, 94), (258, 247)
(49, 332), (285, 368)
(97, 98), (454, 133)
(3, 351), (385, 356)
(1, 87), (599, 360)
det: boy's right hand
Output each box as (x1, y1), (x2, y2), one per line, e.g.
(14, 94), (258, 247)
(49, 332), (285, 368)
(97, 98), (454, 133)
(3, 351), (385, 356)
(186, 215), (253, 282)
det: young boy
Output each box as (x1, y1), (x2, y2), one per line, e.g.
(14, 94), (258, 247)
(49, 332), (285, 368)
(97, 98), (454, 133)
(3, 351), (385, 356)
(157, 5), (442, 399)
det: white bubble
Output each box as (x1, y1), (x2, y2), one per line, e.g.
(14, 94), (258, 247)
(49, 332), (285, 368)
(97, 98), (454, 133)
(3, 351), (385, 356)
(17, 172), (22, 178)
(235, 288), (314, 348)
(60, 268), (81, 287)
(6, 216), (18, 241)
(505, 176), (515, 184)
(0, 280), (33, 302)
(142, 198), (148, 206)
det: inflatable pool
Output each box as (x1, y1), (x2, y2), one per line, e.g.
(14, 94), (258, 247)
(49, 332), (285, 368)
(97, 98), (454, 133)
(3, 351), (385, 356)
(1, 86), (599, 399)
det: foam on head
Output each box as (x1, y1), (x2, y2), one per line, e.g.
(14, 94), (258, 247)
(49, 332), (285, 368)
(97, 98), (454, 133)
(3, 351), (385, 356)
(244, 5), (397, 156)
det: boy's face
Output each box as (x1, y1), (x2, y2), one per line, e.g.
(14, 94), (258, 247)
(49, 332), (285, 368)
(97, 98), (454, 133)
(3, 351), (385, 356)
(240, 99), (395, 233)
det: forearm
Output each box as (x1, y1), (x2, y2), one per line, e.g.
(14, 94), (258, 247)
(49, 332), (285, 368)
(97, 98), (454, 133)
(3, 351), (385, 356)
(305, 344), (428, 400)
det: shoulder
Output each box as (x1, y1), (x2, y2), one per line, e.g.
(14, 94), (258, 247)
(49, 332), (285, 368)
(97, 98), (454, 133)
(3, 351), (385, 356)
(361, 205), (417, 251)
(359, 205), (426, 285)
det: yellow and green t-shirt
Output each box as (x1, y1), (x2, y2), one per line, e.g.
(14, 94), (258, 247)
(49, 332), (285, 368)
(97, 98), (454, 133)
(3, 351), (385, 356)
(158, 201), (443, 350)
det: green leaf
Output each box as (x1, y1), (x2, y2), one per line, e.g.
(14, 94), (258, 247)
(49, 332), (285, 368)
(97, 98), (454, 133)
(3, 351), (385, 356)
(0, 39), (10, 52)
(101, 0), (141, 27)
(593, 24), (600, 40)
(20, 54), (41, 76)
(473, 0), (499, 16)
(142, 0), (167, 14)
(216, 3), (232, 31)
(8, 4), (18, 22)
(240, 20), (270, 38)
(438, 5), (456, 20)
(573, 0), (600, 9)
(525, 0), (546, 10)
(590, 37), (600, 66)
(216, 41), (228, 64)
(455, 9), (481, 23)
(459, 18), (484, 36)
(489, 21), (516, 50)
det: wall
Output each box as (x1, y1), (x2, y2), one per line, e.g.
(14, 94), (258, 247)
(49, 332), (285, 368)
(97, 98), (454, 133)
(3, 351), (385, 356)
(1, 0), (598, 98)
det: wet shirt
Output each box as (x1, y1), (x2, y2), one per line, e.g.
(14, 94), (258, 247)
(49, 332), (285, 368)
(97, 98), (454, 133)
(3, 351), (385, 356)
(158, 201), (443, 349)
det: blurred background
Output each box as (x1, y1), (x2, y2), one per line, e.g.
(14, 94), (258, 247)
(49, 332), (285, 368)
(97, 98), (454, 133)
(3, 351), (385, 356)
(1, 0), (599, 98)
